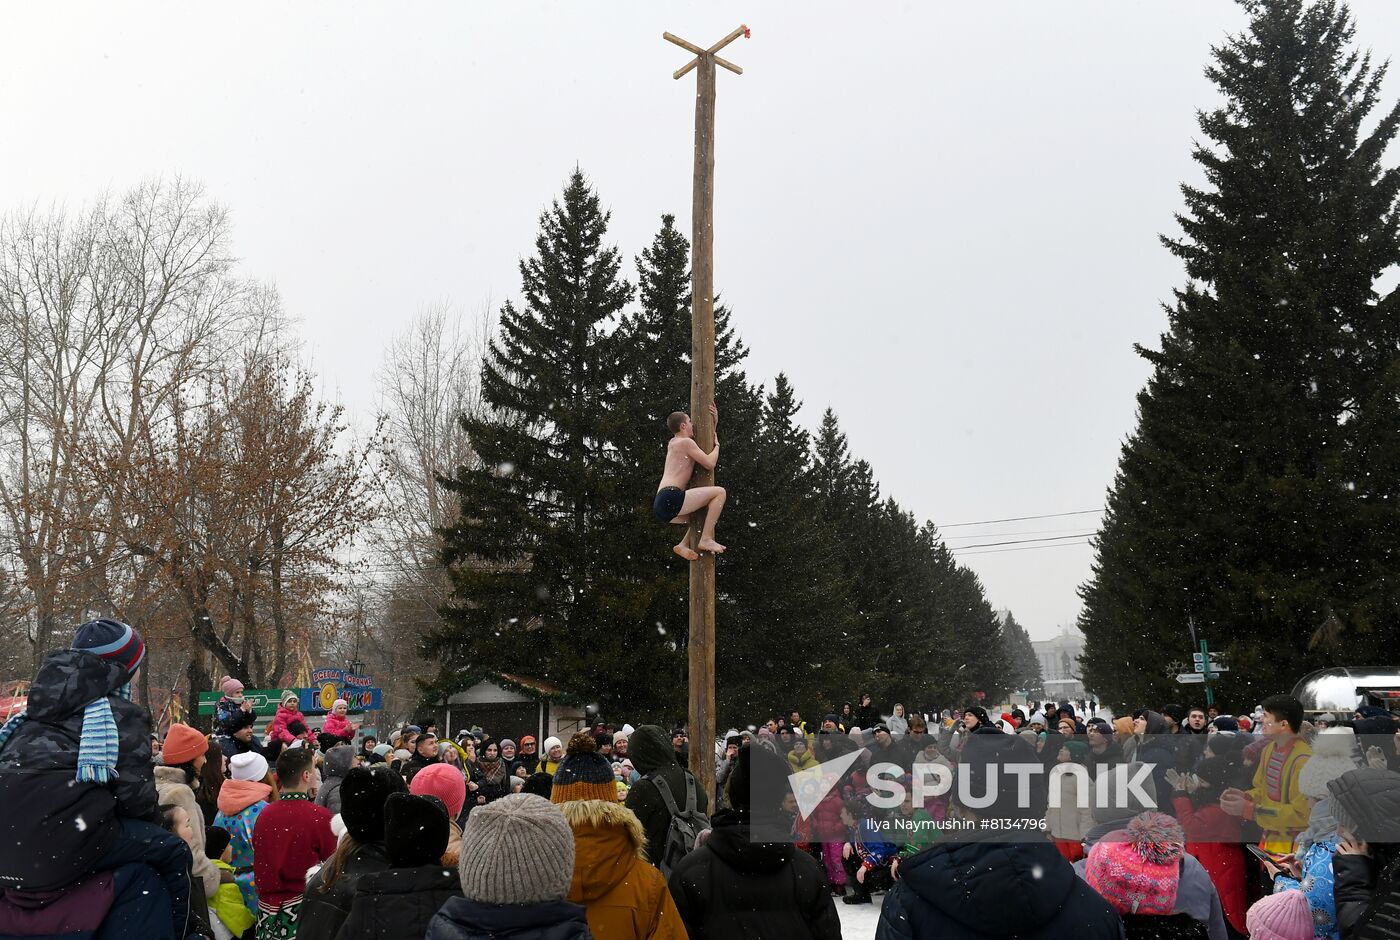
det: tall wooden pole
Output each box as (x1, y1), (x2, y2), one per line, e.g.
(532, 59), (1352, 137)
(664, 26), (747, 806)
(687, 52), (718, 806)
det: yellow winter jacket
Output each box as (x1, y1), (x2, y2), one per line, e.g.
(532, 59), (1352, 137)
(210, 859), (256, 935)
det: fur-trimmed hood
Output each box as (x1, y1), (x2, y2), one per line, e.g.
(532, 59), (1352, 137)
(558, 798), (649, 902)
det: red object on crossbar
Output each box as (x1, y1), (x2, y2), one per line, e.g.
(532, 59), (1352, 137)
(742, 25), (751, 39)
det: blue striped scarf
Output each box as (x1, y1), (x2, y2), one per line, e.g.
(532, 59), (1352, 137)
(0, 683), (125, 783)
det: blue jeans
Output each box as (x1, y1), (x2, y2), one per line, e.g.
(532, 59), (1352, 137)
(88, 818), (192, 939)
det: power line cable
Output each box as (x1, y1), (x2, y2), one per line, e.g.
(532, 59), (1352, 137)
(946, 532), (1097, 551)
(951, 539), (1094, 557)
(942, 525), (1102, 540)
(937, 509), (1104, 529)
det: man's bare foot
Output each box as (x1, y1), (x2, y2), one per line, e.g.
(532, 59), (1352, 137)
(698, 538), (726, 554)
(673, 543), (700, 561)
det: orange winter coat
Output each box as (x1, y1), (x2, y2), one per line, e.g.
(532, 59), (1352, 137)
(559, 799), (688, 940)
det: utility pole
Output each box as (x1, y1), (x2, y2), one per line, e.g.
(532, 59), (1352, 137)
(664, 24), (749, 804)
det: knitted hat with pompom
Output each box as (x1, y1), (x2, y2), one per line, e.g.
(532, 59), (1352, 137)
(549, 732), (619, 804)
(1085, 811), (1186, 916)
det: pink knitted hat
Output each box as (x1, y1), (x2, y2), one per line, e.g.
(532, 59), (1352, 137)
(409, 762), (466, 819)
(220, 675), (244, 699)
(1246, 890), (1312, 940)
(1085, 812), (1185, 916)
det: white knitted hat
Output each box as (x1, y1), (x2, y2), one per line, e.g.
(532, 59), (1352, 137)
(458, 793), (574, 904)
(1299, 728), (1359, 799)
(230, 752), (268, 782)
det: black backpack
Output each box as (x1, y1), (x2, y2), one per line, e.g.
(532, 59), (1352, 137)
(649, 769), (710, 876)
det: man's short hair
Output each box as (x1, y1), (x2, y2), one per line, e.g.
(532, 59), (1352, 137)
(666, 412), (689, 434)
(1261, 694), (1304, 734)
(276, 745), (316, 786)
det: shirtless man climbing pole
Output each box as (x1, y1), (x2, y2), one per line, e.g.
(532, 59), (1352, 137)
(654, 403), (726, 561)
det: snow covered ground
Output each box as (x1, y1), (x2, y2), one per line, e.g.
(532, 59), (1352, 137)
(836, 893), (885, 938)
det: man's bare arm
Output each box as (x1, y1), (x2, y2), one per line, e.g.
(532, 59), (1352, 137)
(686, 437), (719, 471)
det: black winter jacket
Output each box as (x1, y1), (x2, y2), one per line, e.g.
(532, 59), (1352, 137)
(667, 809), (840, 940)
(338, 864), (461, 940)
(0, 649), (157, 892)
(625, 725), (709, 868)
(1328, 766), (1400, 939)
(296, 842), (391, 940)
(403, 752), (440, 785)
(426, 897), (592, 940)
(875, 835), (1124, 940)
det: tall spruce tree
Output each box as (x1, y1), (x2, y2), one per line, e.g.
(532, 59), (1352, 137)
(1000, 611), (1045, 699)
(1080, 0), (1400, 708)
(429, 170), (665, 713)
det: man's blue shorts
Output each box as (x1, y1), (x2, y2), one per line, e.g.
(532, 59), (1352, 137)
(653, 486), (684, 522)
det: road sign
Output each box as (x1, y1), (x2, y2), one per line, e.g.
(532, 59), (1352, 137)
(1194, 662), (1230, 673)
(1176, 673), (1206, 683)
(196, 689), (288, 716)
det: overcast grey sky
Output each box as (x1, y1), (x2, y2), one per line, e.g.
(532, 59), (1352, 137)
(5, 1), (1400, 640)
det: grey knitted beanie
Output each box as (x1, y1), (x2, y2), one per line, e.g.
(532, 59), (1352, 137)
(458, 793), (575, 903)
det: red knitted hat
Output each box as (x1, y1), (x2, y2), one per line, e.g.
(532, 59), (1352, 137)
(409, 762), (466, 819)
(1085, 812), (1185, 916)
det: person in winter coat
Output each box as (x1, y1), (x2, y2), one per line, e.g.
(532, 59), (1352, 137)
(297, 767), (403, 940)
(251, 746), (338, 937)
(669, 743), (840, 939)
(1083, 812), (1215, 939)
(472, 740), (511, 807)
(557, 796), (686, 939)
(216, 677), (252, 735)
(1133, 709), (1180, 817)
(426, 794), (591, 940)
(787, 737), (819, 773)
(1086, 718), (1125, 766)
(196, 737), (227, 830)
(1327, 766), (1400, 939)
(498, 738), (522, 776)
(319, 699), (356, 746)
(839, 702), (858, 731)
(1045, 740), (1096, 862)
(540, 736), (565, 776)
(1221, 694), (1313, 854)
(887, 703), (910, 737)
(410, 762), (467, 867)
(1170, 738), (1251, 937)
(403, 732), (442, 784)
(877, 731), (1123, 940)
(0, 619), (196, 940)
(337, 793), (462, 939)
(265, 691), (312, 748)
(1075, 812), (1228, 940)
(213, 751), (275, 917)
(625, 724), (710, 871)
(204, 826), (257, 940)
(840, 802), (897, 905)
(515, 735), (541, 774)
(155, 722), (225, 903)
(854, 694), (878, 732)
(314, 744), (354, 816)
(217, 708), (269, 766)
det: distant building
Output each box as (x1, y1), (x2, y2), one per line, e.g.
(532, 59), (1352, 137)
(1033, 625), (1088, 701)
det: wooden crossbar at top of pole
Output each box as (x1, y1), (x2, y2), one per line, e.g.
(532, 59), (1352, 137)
(664, 26), (748, 79)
